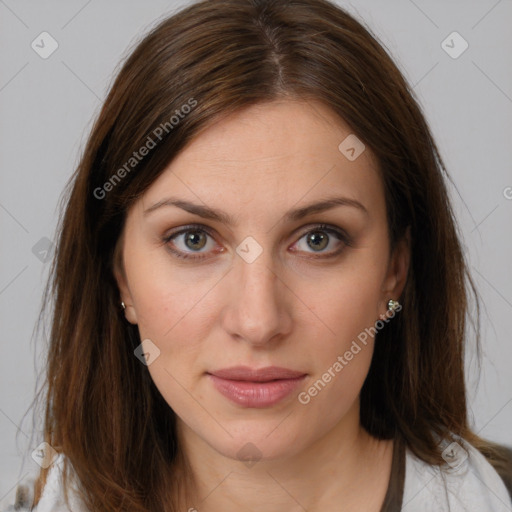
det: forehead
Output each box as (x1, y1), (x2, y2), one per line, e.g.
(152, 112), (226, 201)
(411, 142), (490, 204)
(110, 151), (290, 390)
(139, 100), (384, 221)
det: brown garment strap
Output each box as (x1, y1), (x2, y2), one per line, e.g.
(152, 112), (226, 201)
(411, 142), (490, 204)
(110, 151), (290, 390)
(380, 435), (406, 512)
(488, 444), (512, 501)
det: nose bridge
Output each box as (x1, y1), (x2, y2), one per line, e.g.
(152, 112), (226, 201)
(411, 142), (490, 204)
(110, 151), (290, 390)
(236, 241), (279, 309)
(235, 232), (277, 286)
(239, 251), (275, 292)
(226, 237), (290, 345)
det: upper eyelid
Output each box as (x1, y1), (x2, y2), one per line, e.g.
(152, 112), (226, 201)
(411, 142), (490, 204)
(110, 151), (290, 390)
(165, 222), (347, 239)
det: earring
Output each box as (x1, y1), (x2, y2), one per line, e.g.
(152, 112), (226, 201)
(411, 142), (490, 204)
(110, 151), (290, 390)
(121, 301), (126, 310)
(387, 299), (400, 312)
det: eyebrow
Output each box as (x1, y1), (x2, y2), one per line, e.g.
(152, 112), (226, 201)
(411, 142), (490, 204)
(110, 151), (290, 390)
(143, 195), (368, 225)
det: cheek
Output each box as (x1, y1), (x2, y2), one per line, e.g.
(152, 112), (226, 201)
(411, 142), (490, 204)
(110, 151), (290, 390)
(299, 255), (386, 349)
(126, 259), (216, 417)
(121, 249), (217, 416)
(295, 287), (380, 429)
(124, 240), (215, 343)
(293, 250), (386, 405)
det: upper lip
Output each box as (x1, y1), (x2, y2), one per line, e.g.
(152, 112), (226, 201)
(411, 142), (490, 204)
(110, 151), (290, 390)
(208, 366), (307, 382)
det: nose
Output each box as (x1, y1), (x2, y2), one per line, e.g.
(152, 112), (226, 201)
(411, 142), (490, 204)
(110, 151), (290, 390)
(221, 250), (293, 347)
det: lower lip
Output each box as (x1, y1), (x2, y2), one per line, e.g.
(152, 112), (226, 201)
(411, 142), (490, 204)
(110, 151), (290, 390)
(208, 374), (306, 408)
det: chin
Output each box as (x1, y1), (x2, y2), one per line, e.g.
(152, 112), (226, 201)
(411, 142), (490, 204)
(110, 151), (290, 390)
(198, 418), (310, 464)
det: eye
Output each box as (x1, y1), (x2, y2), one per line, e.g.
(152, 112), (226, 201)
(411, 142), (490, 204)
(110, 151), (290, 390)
(162, 223), (351, 261)
(291, 224), (351, 258)
(162, 225), (219, 260)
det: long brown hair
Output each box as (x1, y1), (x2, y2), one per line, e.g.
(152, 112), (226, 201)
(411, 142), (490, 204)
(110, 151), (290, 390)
(27, 0), (507, 509)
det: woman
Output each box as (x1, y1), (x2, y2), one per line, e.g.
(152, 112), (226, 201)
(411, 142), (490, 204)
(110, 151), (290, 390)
(5, 0), (512, 510)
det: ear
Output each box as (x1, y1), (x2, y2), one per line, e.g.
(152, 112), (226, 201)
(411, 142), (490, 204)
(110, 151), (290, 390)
(113, 236), (138, 325)
(380, 226), (411, 314)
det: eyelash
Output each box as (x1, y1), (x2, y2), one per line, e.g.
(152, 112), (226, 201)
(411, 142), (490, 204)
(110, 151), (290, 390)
(161, 223), (352, 261)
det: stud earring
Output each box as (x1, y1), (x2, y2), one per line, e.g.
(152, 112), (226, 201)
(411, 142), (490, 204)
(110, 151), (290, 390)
(121, 301), (126, 310)
(387, 299), (400, 312)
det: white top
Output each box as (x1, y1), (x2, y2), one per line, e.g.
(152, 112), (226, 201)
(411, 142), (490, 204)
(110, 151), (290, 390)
(3, 437), (511, 511)
(402, 437), (512, 511)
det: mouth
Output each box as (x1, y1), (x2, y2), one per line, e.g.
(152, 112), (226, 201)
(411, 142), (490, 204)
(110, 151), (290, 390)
(206, 366), (307, 408)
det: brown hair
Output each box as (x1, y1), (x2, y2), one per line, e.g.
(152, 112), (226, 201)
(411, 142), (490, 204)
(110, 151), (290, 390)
(26, 0), (508, 509)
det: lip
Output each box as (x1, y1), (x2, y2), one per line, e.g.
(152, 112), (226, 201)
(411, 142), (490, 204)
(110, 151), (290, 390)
(207, 366), (307, 408)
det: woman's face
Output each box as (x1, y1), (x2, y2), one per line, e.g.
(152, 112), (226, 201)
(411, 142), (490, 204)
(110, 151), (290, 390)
(115, 99), (409, 462)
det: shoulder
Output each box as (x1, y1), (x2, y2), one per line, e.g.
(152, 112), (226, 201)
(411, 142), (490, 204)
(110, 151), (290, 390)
(402, 436), (512, 512)
(0, 453), (87, 512)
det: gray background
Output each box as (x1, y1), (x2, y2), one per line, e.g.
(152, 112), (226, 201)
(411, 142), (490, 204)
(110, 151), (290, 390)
(1, 0), (511, 506)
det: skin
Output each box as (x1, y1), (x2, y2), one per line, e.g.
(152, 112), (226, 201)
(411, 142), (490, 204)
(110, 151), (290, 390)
(115, 99), (410, 511)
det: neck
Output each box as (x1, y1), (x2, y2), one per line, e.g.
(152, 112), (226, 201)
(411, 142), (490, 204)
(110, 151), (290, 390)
(173, 405), (394, 511)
